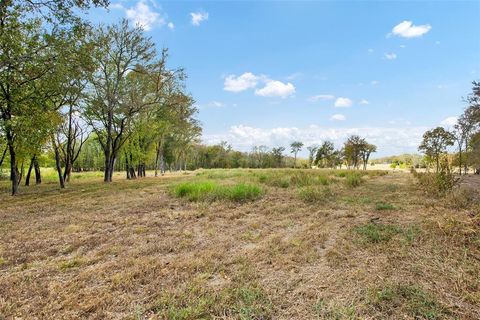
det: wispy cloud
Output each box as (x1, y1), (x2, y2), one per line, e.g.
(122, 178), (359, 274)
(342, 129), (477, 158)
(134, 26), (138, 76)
(190, 11), (208, 26)
(384, 52), (397, 60)
(308, 94), (335, 102)
(330, 114), (346, 121)
(390, 20), (431, 38)
(359, 99), (370, 105)
(334, 97), (352, 108)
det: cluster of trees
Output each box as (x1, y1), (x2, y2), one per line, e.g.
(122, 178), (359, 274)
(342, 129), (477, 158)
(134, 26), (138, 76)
(418, 81), (480, 174)
(162, 136), (376, 170)
(0, 0), (200, 195)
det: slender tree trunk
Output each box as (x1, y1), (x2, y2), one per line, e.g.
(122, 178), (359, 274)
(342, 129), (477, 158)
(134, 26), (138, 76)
(160, 150), (165, 176)
(34, 158), (41, 184)
(7, 133), (18, 196)
(0, 146), (7, 167)
(154, 144), (160, 177)
(52, 137), (65, 189)
(25, 155), (35, 186)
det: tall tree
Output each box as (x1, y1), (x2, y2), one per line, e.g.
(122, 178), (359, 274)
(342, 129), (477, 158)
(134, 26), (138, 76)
(290, 141), (303, 168)
(84, 19), (157, 182)
(418, 127), (455, 173)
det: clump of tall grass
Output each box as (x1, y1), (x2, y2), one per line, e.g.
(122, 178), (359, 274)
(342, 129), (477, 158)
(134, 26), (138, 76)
(344, 172), (363, 188)
(411, 168), (457, 196)
(172, 181), (263, 202)
(297, 186), (334, 203)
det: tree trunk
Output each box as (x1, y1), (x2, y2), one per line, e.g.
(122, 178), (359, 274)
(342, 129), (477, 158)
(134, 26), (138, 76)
(52, 137), (65, 189)
(160, 150), (165, 176)
(25, 155), (35, 186)
(7, 134), (19, 196)
(0, 146), (7, 168)
(34, 158), (41, 184)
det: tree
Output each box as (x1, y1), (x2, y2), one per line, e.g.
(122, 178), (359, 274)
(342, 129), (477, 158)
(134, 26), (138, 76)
(271, 147), (285, 168)
(343, 135), (366, 169)
(306, 144), (319, 168)
(315, 141), (334, 168)
(360, 143), (377, 170)
(0, 11), (62, 195)
(290, 141), (303, 168)
(418, 127), (455, 173)
(84, 19), (158, 182)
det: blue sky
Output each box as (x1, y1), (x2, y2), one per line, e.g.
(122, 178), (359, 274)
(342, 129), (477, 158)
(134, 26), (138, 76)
(89, 1), (480, 157)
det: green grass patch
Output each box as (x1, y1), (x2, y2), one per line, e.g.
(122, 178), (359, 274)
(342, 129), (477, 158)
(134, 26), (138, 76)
(354, 223), (419, 244)
(297, 186), (334, 203)
(375, 202), (396, 211)
(344, 172), (363, 188)
(172, 181), (263, 202)
(59, 257), (86, 271)
(369, 284), (446, 319)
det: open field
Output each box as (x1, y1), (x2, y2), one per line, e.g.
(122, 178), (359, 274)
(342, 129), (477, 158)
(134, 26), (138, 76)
(0, 169), (479, 319)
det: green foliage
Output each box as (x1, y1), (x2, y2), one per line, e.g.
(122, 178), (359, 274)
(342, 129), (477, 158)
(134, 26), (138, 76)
(411, 169), (458, 196)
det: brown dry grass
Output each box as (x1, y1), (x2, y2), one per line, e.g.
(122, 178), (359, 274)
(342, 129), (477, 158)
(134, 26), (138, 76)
(0, 169), (479, 319)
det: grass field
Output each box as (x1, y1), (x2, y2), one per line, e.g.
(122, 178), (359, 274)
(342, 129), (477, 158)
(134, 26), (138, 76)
(0, 168), (479, 319)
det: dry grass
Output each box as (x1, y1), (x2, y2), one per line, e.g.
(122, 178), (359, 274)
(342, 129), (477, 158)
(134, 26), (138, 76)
(0, 169), (479, 319)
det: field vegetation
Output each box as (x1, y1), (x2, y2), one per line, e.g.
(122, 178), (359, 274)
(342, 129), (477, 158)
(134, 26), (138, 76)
(1, 168), (479, 319)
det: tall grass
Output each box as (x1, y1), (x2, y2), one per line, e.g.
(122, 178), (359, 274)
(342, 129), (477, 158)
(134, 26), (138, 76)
(172, 181), (263, 202)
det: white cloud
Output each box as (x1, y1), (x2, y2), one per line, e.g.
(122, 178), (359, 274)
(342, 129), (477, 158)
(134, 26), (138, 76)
(224, 72), (259, 92)
(167, 22), (175, 30)
(331, 114), (346, 121)
(359, 99), (370, 105)
(309, 94), (335, 102)
(255, 80), (295, 98)
(126, 0), (165, 31)
(391, 20), (431, 38)
(334, 97), (352, 108)
(384, 52), (397, 60)
(190, 11), (208, 26)
(440, 116), (457, 127)
(203, 124), (428, 157)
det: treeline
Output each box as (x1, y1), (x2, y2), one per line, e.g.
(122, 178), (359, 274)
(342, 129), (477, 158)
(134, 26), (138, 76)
(0, 1), (200, 195)
(418, 81), (480, 174)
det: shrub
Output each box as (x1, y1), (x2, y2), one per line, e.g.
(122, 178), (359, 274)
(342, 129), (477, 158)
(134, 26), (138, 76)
(411, 168), (458, 196)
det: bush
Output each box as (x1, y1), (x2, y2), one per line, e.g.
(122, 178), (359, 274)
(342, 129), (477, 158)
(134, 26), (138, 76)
(411, 169), (458, 196)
